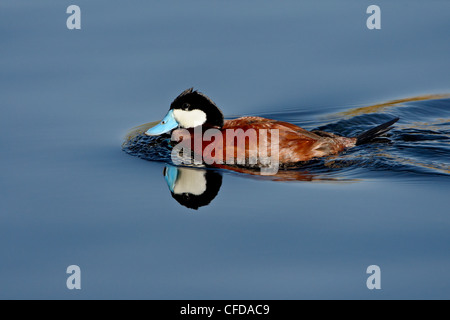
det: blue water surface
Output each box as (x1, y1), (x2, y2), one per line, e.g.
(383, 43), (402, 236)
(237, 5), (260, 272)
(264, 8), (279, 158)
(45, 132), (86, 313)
(0, 0), (449, 299)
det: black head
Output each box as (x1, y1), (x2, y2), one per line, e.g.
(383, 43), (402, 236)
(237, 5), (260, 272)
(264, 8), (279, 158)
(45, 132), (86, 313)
(169, 88), (224, 129)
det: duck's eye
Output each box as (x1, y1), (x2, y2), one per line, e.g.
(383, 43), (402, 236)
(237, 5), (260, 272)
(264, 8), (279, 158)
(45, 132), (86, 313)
(182, 103), (190, 110)
(162, 120), (167, 124)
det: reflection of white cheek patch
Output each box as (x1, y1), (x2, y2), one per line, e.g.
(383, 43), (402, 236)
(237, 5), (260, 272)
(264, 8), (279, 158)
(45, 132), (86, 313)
(173, 109), (207, 128)
(173, 169), (207, 196)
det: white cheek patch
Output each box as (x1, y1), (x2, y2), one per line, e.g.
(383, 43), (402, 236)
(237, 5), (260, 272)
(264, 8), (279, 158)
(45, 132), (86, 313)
(173, 109), (207, 128)
(173, 168), (207, 196)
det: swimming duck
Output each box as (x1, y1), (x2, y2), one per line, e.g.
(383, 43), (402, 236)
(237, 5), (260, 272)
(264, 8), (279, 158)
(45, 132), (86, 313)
(145, 88), (399, 169)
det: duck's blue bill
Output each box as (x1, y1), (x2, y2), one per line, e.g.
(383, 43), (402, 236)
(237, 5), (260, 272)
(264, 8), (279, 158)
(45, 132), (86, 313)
(164, 165), (178, 193)
(145, 110), (179, 136)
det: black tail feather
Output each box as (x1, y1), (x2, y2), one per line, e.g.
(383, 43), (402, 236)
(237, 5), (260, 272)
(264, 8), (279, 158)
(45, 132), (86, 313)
(356, 117), (400, 145)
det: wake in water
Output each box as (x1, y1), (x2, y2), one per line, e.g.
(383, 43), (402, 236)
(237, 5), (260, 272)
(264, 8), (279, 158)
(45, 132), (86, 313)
(123, 94), (450, 181)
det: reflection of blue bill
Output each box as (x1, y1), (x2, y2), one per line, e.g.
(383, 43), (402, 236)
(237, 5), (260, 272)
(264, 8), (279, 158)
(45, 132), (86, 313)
(163, 165), (178, 193)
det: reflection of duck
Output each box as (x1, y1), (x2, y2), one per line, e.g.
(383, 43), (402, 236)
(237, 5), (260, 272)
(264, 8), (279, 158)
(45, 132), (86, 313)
(146, 88), (399, 169)
(163, 165), (222, 210)
(163, 164), (359, 209)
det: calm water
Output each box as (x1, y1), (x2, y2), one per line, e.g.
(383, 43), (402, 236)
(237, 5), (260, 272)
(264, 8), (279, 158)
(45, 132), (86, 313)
(1, 1), (449, 299)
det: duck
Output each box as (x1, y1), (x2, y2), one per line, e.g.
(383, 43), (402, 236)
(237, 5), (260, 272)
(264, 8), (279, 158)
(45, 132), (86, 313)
(145, 88), (399, 169)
